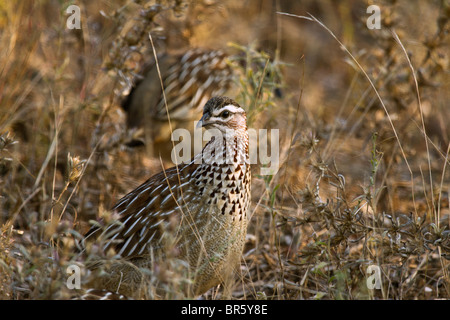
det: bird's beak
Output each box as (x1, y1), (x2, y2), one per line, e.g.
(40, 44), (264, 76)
(196, 113), (210, 129)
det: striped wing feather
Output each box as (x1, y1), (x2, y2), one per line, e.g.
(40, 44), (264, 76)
(86, 163), (198, 258)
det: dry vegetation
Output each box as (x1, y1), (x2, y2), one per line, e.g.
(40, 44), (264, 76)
(0, 0), (449, 300)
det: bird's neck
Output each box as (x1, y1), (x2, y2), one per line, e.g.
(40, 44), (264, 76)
(197, 129), (249, 167)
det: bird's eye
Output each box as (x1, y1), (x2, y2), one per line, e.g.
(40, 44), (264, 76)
(220, 110), (230, 118)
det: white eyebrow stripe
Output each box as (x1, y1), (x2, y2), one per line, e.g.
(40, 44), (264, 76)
(212, 104), (245, 115)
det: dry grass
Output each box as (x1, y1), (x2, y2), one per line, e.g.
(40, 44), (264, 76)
(0, 0), (449, 300)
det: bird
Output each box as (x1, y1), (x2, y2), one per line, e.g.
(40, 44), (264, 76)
(83, 96), (251, 298)
(122, 48), (234, 128)
(120, 47), (282, 158)
(121, 48), (235, 155)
